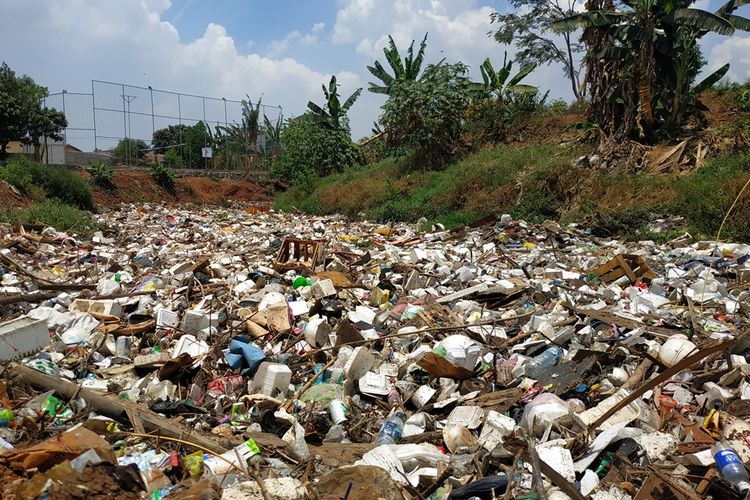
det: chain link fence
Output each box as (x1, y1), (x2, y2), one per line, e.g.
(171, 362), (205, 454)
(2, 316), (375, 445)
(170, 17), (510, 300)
(41, 80), (282, 169)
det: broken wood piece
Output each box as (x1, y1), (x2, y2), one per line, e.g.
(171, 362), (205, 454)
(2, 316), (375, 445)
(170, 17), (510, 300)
(591, 254), (655, 284)
(8, 363), (237, 454)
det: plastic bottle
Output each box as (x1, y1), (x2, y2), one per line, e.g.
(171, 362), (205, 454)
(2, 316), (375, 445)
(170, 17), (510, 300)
(375, 411), (407, 445)
(0, 409), (14, 426)
(712, 441), (750, 492)
(524, 347), (564, 378)
(387, 387), (403, 408)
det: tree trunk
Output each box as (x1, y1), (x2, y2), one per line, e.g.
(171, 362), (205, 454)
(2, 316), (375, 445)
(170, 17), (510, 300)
(564, 32), (581, 100)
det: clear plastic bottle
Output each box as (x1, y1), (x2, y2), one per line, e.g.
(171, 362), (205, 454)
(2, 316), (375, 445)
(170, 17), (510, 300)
(387, 387), (403, 407)
(712, 440), (750, 492)
(525, 347), (564, 378)
(375, 411), (406, 445)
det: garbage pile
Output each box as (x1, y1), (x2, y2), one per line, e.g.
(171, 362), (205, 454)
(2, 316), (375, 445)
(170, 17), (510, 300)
(1, 204), (749, 499)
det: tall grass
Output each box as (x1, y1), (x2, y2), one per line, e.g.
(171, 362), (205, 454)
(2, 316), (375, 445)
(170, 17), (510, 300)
(275, 145), (750, 242)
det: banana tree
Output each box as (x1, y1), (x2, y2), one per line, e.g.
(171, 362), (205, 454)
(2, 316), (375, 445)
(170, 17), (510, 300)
(215, 95), (263, 169)
(307, 75), (362, 131)
(553, 0), (749, 139)
(367, 33), (431, 95)
(262, 113), (283, 165)
(471, 53), (538, 139)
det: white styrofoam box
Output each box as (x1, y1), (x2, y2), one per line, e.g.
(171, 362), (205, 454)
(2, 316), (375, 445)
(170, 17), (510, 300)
(69, 299), (92, 313)
(358, 371), (390, 396)
(157, 309), (179, 328)
(311, 279), (336, 299)
(88, 300), (123, 318)
(344, 346), (374, 380)
(181, 310), (210, 334)
(0, 315), (49, 362)
(252, 362), (292, 397)
(169, 262), (193, 276)
(70, 299), (122, 318)
(447, 406), (485, 429)
(172, 334), (210, 358)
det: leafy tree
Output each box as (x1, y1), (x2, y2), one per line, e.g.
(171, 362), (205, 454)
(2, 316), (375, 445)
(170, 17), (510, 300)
(25, 107), (67, 162)
(152, 124), (191, 151)
(112, 138), (148, 164)
(0, 62), (67, 160)
(163, 149), (182, 168)
(554, 0), (750, 140)
(491, 0), (585, 99)
(89, 160), (114, 187)
(274, 114), (362, 184)
(184, 121), (213, 168)
(367, 34), (431, 94)
(381, 63), (472, 168)
(151, 162), (176, 189)
(307, 76), (362, 131)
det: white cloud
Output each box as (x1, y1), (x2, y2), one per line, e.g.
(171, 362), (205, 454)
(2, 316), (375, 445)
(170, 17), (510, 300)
(0, 0), (361, 146)
(709, 35), (750, 82)
(267, 23), (327, 57)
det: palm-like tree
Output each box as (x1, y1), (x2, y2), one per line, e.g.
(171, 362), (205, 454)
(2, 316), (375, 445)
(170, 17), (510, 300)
(262, 113), (283, 165)
(471, 53), (538, 140)
(554, 0), (749, 139)
(307, 76), (362, 131)
(215, 95), (262, 169)
(367, 33), (430, 94)
(473, 53), (538, 99)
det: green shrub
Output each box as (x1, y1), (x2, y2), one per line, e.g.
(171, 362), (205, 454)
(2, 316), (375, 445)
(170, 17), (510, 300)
(0, 200), (98, 236)
(381, 63), (471, 169)
(112, 138), (149, 164)
(274, 114), (362, 184)
(0, 158), (94, 210)
(674, 151), (750, 241)
(151, 162), (176, 189)
(164, 149), (182, 168)
(89, 161), (114, 187)
(548, 99), (569, 117)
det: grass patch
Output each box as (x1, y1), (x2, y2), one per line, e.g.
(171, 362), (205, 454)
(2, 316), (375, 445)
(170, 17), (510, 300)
(276, 143), (586, 226)
(0, 200), (99, 237)
(0, 158), (94, 210)
(275, 143), (750, 242)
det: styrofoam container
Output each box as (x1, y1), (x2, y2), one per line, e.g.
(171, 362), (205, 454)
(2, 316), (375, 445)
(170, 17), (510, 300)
(0, 316), (49, 361)
(447, 406), (484, 429)
(88, 300), (123, 318)
(659, 335), (697, 367)
(358, 371), (390, 396)
(438, 335), (481, 370)
(304, 315), (331, 347)
(252, 362), (292, 397)
(181, 310), (210, 334)
(172, 334), (209, 358)
(344, 346), (374, 380)
(156, 309), (179, 328)
(411, 385), (436, 408)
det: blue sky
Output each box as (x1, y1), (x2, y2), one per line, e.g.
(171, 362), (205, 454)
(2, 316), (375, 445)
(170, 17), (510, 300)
(1, 0), (748, 148)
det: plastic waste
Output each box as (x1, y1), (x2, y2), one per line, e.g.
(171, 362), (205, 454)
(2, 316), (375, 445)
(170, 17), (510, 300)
(712, 440), (750, 492)
(375, 411), (407, 445)
(524, 346), (564, 378)
(225, 336), (266, 376)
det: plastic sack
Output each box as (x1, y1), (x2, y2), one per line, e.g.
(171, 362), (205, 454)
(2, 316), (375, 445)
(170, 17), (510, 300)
(282, 421), (310, 462)
(225, 336), (266, 376)
(520, 392), (574, 437)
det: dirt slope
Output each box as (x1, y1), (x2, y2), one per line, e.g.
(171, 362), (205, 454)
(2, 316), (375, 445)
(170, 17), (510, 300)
(91, 171), (274, 208)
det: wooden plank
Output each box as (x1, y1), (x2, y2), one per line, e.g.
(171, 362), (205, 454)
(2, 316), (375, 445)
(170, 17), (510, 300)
(615, 254), (637, 283)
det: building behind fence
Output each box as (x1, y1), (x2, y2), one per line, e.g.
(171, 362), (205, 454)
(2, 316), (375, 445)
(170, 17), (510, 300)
(38, 80), (282, 168)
